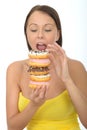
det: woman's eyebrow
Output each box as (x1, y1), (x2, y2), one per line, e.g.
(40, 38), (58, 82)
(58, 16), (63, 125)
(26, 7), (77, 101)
(29, 23), (38, 27)
(29, 23), (55, 27)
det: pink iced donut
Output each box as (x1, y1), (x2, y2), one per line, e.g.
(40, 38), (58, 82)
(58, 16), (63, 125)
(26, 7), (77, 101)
(29, 80), (49, 88)
(29, 58), (50, 67)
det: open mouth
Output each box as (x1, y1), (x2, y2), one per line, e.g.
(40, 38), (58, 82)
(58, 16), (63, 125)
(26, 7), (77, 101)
(36, 43), (47, 51)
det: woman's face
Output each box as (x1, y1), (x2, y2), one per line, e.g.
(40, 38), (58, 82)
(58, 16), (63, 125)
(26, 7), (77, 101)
(26, 11), (59, 51)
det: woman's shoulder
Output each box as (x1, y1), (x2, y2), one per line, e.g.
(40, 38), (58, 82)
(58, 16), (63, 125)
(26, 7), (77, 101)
(68, 58), (86, 70)
(68, 57), (87, 79)
(68, 58), (87, 93)
(6, 59), (28, 75)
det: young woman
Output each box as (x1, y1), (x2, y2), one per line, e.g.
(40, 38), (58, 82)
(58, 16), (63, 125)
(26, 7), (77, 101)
(6, 5), (87, 130)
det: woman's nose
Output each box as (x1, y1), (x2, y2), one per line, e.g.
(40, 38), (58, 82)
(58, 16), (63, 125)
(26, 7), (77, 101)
(38, 30), (44, 38)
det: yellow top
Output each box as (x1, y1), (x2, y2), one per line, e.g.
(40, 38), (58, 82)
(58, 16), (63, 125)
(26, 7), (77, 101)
(18, 90), (80, 130)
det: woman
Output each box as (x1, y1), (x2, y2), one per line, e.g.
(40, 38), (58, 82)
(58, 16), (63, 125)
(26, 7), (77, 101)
(6, 5), (87, 130)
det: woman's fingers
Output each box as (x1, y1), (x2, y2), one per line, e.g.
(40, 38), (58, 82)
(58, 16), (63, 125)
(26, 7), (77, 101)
(39, 85), (48, 99)
(31, 87), (40, 97)
(46, 42), (69, 82)
(29, 85), (48, 105)
(47, 42), (65, 56)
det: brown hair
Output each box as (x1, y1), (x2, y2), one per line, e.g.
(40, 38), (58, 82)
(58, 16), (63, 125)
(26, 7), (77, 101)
(24, 5), (62, 50)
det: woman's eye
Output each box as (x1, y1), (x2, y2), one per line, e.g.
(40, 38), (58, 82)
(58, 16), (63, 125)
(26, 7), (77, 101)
(30, 29), (37, 32)
(45, 29), (52, 32)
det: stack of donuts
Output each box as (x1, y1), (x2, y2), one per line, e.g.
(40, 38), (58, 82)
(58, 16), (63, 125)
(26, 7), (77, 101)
(28, 50), (51, 88)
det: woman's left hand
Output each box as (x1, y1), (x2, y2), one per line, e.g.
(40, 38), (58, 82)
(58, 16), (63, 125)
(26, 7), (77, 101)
(47, 42), (71, 82)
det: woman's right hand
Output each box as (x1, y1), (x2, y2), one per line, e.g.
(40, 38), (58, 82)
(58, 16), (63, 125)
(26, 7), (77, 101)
(29, 85), (48, 106)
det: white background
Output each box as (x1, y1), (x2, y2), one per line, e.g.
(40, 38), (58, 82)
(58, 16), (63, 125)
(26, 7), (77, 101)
(0, 0), (87, 130)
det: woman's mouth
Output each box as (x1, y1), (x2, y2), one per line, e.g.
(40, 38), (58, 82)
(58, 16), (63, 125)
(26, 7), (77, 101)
(36, 43), (47, 51)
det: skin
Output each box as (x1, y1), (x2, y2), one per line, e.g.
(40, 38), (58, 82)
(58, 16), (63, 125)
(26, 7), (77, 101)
(6, 11), (87, 130)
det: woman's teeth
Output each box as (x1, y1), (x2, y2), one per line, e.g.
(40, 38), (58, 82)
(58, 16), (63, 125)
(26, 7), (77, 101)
(36, 44), (47, 51)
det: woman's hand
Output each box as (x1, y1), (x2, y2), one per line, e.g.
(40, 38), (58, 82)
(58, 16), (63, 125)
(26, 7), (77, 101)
(29, 86), (48, 106)
(47, 42), (71, 82)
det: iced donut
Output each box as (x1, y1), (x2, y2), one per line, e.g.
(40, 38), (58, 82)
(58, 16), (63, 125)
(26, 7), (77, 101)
(28, 50), (51, 88)
(30, 74), (51, 82)
(29, 80), (49, 88)
(28, 66), (49, 75)
(28, 58), (50, 67)
(29, 50), (49, 59)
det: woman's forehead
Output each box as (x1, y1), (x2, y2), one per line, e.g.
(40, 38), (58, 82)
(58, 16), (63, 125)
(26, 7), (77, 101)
(27, 11), (55, 25)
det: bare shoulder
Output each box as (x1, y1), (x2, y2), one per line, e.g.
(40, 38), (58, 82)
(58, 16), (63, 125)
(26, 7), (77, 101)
(7, 61), (22, 76)
(68, 58), (87, 74)
(68, 58), (86, 71)
(6, 59), (28, 84)
(7, 60), (22, 71)
(7, 59), (28, 72)
(68, 58), (87, 92)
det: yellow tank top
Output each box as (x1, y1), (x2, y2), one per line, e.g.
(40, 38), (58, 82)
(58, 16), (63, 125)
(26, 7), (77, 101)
(18, 90), (80, 130)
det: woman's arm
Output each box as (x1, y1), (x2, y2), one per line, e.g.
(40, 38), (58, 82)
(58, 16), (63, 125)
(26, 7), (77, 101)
(6, 62), (47, 130)
(64, 64), (87, 128)
(47, 43), (87, 128)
